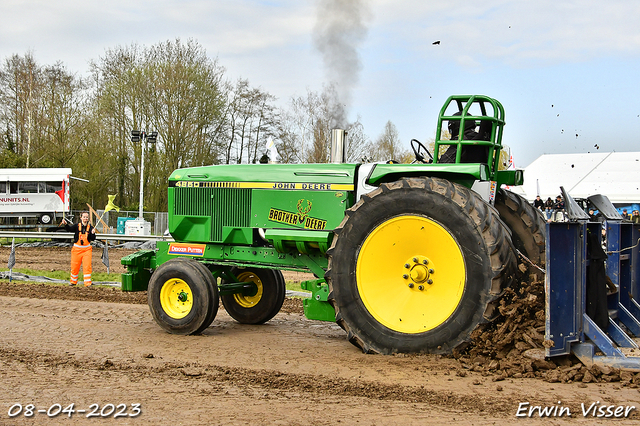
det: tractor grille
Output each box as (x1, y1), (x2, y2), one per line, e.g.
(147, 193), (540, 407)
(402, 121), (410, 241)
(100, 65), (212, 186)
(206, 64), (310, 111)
(173, 187), (252, 242)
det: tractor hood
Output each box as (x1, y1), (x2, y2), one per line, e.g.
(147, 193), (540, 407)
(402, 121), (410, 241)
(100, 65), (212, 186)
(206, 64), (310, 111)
(169, 163), (357, 191)
(167, 163), (358, 245)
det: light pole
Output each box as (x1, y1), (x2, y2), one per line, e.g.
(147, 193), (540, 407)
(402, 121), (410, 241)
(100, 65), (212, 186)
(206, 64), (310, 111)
(131, 130), (158, 220)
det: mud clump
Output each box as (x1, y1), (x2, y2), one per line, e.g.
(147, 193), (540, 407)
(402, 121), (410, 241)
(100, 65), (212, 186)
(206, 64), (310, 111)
(280, 298), (304, 314)
(459, 266), (640, 386)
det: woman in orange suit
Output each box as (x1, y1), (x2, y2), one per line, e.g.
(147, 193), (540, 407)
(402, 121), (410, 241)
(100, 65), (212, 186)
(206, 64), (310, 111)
(62, 211), (96, 286)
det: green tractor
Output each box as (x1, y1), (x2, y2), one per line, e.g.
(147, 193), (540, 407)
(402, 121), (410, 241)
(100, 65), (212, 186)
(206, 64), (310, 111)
(122, 95), (546, 354)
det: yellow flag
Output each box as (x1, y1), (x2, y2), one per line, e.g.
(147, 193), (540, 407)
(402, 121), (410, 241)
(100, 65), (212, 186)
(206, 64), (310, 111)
(104, 195), (120, 213)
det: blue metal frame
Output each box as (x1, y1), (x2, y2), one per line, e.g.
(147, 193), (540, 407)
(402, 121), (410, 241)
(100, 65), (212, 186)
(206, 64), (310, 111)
(546, 219), (640, 371)
(545, 222), (585, 357)
(616, 223), (640, 320)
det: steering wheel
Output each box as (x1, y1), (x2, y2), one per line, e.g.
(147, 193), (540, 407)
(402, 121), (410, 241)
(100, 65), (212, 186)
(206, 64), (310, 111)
(410, 139), (433, 163)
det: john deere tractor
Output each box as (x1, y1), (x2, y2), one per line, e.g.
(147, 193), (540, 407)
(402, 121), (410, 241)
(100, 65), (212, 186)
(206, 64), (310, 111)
(122, 95), (546, 354)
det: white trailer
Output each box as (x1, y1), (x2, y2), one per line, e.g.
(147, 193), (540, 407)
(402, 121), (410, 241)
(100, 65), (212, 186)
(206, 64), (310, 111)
(0, 168), (71, 225)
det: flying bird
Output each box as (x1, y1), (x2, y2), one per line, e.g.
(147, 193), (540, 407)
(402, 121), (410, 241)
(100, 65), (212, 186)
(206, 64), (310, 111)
(432, 40), (441, 45)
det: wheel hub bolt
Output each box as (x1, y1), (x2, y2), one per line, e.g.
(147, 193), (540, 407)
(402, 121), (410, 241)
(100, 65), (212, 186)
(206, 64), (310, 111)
(429, 269), (434, 274)
(408, 283), (414, 288)
(418, 285), (424, 291)
(422, 259), (429, 265)
(404, 264), (410, 269)
(427, 279), (433, 285)
(412, 257), (418, 263)
(403, 274), (409, 279)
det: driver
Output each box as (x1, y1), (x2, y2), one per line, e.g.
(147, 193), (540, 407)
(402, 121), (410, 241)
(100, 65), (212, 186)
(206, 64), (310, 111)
(439, 111), (487, 163)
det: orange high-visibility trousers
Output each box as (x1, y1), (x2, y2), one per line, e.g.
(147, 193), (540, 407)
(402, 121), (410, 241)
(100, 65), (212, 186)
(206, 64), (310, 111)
(70, 245), (92, 286)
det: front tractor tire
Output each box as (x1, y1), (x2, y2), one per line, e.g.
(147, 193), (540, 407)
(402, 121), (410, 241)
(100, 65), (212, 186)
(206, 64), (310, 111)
(326, 177), (517, 355)
(148, 258), (219, 335)
(221, 268), (286, 324)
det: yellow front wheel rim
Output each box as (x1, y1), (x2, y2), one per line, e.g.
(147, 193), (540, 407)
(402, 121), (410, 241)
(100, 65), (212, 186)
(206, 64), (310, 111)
(160, 278), (193, 319)
(356, 215), (465, 334)
(233, 272), (263, 308)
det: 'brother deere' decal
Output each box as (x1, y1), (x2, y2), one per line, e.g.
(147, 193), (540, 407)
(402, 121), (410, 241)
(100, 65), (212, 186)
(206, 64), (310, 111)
(268, 199), (327, 230)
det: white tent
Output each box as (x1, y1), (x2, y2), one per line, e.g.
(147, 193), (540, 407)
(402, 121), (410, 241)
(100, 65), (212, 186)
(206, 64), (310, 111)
(513, 152), (640, 205)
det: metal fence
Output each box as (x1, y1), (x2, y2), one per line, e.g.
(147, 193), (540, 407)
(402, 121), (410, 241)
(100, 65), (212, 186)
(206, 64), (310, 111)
(72, 210), (168, 236)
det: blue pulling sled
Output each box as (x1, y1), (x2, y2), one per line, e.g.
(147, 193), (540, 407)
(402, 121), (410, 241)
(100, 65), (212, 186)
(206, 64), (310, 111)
(546, 188), (640, 370)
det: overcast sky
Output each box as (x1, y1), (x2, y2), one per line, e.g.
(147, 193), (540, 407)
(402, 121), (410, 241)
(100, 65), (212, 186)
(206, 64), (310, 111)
(1, 0), (639, 167)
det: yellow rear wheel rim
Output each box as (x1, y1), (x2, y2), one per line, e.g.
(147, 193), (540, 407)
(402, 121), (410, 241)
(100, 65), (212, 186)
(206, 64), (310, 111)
(160, 278), (193, 319)
(233, 272), (263, 308)
(356, 215), (465, 334)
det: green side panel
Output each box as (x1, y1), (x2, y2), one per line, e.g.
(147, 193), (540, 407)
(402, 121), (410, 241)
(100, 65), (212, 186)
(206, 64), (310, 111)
(120, 250), (155, 291)
(252, 189), (349, 231)
(212, 188), (252, 241)
(169, 186), (252, 243)
(167, 163), (357, 244)
(366, 163), (488, 187)
(169, 187), (210, 242)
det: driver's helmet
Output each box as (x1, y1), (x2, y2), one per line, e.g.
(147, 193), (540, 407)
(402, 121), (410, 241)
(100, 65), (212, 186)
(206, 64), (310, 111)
(448, 111), (476, 139)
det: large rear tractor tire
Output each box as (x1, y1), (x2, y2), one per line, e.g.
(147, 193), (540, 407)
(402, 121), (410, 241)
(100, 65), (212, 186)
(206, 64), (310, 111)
(221, 268), (286, 324)
(326, 177), (517, 354)
(148, 258), (218, 335)
(494, 189), (546, 271)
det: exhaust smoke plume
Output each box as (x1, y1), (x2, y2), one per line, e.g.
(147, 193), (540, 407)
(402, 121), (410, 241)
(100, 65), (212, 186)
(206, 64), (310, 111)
(313, 0), (371, 129)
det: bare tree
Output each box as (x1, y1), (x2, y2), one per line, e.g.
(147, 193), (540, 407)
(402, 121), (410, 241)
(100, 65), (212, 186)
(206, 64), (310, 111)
(217, 79), (279, 164)
(279, 84), (365, 164)
(371, 120), (410, 162)
(0, 54), (91, 171)
(308, 119), (329, 163)
(0, 53), (43, 166)
(342, 119), (368, 162)
(38, 63), (88, 167)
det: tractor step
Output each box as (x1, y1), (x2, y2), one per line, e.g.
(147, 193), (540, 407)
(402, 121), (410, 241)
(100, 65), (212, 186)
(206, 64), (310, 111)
(300, 279), (335, 322)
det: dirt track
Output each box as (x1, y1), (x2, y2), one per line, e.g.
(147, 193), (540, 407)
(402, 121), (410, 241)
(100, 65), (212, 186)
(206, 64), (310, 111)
(0, 246), (639, 425)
